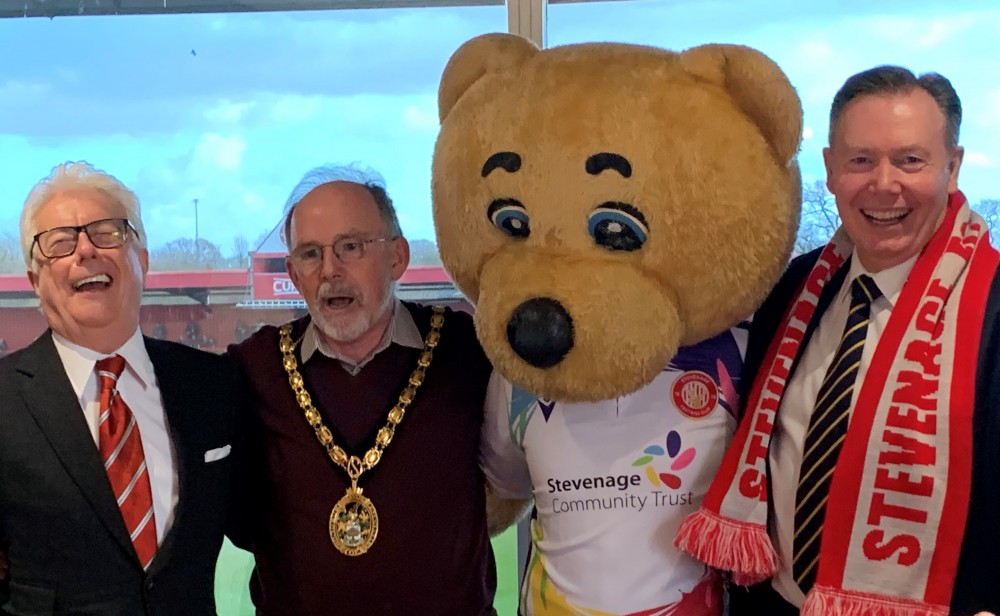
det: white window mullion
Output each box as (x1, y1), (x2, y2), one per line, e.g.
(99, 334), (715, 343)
(506, 0), (546, 48)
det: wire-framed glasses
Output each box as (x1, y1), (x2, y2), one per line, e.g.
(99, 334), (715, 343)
(290, 236), (396, 271)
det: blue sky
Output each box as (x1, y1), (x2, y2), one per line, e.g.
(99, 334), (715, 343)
(1, 0), (998, 257)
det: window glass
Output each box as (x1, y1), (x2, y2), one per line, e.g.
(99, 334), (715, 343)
(0, 6), (519, 615)
(548, 0), (1000, 251)
(0, 5), (505, 340)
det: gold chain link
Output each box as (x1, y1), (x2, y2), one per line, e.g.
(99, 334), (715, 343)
(279, 306), (445, 482)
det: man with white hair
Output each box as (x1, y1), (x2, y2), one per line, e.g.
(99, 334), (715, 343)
(0, 162), (243, 614)
(228, 164), (501, 615)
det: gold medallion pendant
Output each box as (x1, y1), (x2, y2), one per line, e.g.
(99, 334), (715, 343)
(278, 306), (445, 558)
(329, 485), (379, 556)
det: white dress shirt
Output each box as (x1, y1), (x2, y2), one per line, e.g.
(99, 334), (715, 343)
(769, 251), (917, 605)
(52, 328), (178, 544)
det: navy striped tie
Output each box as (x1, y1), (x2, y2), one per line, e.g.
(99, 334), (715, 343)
(793, 274), (881, 592)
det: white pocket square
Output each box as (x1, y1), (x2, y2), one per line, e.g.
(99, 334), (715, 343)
(204, 444), (231, 463)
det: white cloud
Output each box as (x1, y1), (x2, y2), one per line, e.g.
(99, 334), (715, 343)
(204, 99), (256, 124)
(964, 151), (994, 168)
(136, 163), (179, 188)
(918, 14), (978, 47)
(402, 102), (438, 132)
(803, 126), (815, 140)
(241, 191), (266, 213)
(0, 80), (49, 102)
(53, 67), (81, 84)
(192, 133), (247, 171)
(269, 95), (323, 123)
(981, 89), (1000, 128)
(863, 13), (979, 49)
(798, 41), (834, 63)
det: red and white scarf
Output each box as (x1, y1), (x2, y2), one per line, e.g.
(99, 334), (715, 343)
(675, 193), (999, 615)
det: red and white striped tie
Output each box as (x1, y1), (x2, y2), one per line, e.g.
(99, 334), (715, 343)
(96, 355), (157, 569)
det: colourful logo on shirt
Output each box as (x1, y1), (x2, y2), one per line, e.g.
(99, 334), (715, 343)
(631, 430), (696, 489)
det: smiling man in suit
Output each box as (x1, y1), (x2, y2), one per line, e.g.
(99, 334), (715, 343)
(677, 66), (1000, 616)
(0, 162), (242, 615)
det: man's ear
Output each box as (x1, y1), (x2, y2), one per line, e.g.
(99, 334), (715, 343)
(948, 146), (964, 193)
(822, 146), (836, 193)
(27, 267), (38, 292)
(285, 256), (300, 290)
(138, 247), (149, 280)
(391, 237), (410, 281)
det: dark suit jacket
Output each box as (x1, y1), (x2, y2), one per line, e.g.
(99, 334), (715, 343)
(0, 332), (243, 616)
(736, 248), (1000, 615)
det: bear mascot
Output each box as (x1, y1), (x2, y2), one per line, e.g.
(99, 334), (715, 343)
(432, 33), (802, 615)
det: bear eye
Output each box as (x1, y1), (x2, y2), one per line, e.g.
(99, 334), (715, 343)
(588, 203), (648, 252)
(488, 199), (531, 239)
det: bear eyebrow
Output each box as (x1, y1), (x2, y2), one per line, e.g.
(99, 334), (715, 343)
(585, 153), (632, 178)
(481, 152), (522, 177)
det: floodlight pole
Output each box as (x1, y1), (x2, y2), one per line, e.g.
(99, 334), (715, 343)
(193, 198), (200, 265)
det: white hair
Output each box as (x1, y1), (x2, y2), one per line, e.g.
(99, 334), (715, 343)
(20, 161), (147, 270)
(280, 163), (402, 247)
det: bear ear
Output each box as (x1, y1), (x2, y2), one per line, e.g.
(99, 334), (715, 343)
(439, 33), (539, 123)
(679, 44), (803, 166)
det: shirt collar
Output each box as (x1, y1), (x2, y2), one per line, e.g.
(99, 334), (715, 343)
(52, 327), (155, 392)
(300, 299), (423, 369)
(845, 250), (918, 308)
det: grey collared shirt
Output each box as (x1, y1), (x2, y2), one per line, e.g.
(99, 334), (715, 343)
(300, 299), (423, 375)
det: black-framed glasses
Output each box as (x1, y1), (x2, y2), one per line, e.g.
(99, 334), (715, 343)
(290, 236), (396, 270)
(31, 218), (136, 259)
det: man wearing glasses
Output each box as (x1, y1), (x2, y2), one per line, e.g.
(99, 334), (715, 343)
(0, 162), (242, 614)
(228, 164), (501, 615)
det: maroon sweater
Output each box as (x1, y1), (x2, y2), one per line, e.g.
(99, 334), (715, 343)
(229, 303), (496, 615)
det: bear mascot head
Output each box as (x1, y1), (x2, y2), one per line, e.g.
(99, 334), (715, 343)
(432, 33), (802, 403)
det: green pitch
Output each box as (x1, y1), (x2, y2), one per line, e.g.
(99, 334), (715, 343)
(215, 528), (520, 615)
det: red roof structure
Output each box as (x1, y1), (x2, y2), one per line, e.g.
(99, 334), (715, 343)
(0, 266), (463, 355)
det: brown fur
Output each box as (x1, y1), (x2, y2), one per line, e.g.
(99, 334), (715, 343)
(433, 34), (803, 402)
(485, 485), (530, 539)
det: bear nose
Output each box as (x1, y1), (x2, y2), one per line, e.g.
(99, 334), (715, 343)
(506, 297), (574, 368)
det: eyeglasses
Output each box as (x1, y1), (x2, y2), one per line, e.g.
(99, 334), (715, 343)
(31, 218), (136, 259)
(289, 236), (396, 270)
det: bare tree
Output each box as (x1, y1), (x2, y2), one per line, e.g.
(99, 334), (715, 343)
(795, 179), (840, 254)
(408, 238), (442, 266)
(973, 198), (1000, 234)
(150, 238), (226, 271)
(231, 235), (250, 269)
(253, 230), (272, 251)
(796, 191), (1000, 254)
(0, 233), (23, 274)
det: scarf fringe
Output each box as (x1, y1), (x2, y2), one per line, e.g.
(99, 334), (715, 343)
(674, 508), (777, 586)
(801, 587), (949, 616)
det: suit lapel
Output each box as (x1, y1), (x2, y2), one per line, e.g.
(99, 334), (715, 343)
(13, 332), (136, 560)
(143, 338), (190, 576)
